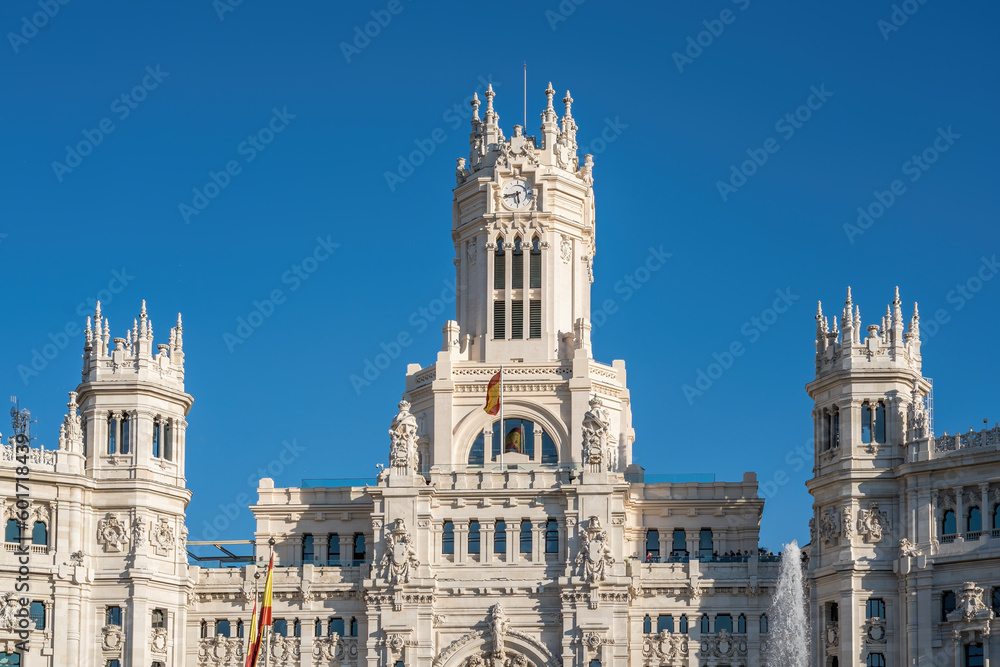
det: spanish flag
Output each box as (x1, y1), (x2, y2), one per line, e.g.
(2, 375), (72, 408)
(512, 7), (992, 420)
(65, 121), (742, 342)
(243, 596), (258, 667)
(245, 553), (274, 666)
(484, 370), (502, 415)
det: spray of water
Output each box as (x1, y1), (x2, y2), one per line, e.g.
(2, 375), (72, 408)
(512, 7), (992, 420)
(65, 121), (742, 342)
(766, 540), (810, 667)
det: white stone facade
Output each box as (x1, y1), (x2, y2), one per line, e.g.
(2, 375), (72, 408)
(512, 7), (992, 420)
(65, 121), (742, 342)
(0, 83), (993, 667)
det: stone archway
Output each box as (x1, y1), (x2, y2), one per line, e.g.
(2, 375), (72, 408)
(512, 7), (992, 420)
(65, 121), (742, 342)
(433, 605), (559, 667)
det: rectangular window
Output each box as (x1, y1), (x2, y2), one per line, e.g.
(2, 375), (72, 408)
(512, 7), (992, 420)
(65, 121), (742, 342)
(512, 249), (524, 289)
(151, 609), (166, 630)
(216, 619), (231, 637)
(29, 601), (45, 631)
(272, 619), (287, 637)
(328, 533), (340, 564)
(875, 402), (886, 443)
(329, 617), (345, 636)
(866, 598), (885, 619)
(529, 300), (541, 339)
(108, 416), (117, 455)
(120, 415), (130, 454)
(657, 615), (674, 633)
(493, 300), (506, 340)
(302, 534), (314, 564)
(861, 403), (872, 443)
(545, 519), (558, 554)
(966, 644), (985, 667)
(164, 421), (173, 461)
(107, 606), (122, 627)
(645, 529), (660, 560)
(699, 529), (713, 559)
(494, 250), (506, 289)
(511, 300), (524, 339)
(442, 521), (455, 555)
(833, 411), (840, 447)
(352, 534), (366, 564)
(469, 521), (481, 555)
(714, 614), (733, 633)
(520, 520), (532, 554)
(529, 246), (541, 288)
(152, 420), (160, 458)
(495, 521), (507, 556)
(672, 529), (686, 556)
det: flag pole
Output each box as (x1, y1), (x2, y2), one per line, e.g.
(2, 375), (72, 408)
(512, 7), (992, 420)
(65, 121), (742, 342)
(523, 61), (527, 130)
(499, 364), (504, 471)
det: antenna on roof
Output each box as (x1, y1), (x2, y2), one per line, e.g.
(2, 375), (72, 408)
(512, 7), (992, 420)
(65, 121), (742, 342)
(523, 61), (527, 130)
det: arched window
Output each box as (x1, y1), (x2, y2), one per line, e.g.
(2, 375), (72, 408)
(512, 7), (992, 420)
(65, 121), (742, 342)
(493, 238), (506, 340)
(495, 521), (507, 556)
(29, 601), (44, 631)
(867, 653), (885, 667)
(861, 403), (872, 444)
(942, 591), (957, 621)
(469, 521), (481, 555)
(760, 614), (768, 633)
(737, 614), (746, 633)
(468, 419), (559, 465)
(645, 529), (660, 561)
(520, 520), (532, 554)
(657, 615), (674, 633)
(442, 521), (455, 555)
(512, 237), (524, 289)
(943, 510), (957, 536)
(874, 401), (886, 443)
(494, 237), (506, 289)
(108, 413), (117, 455)
(700, 615), (709, 633)
(545, 519), (559, 554)
(236, 620), (243, 638)
(152, 418), (160, 458)
(200, 620), (208, 638)
(120, 413), (130, 455)
(541, 431), (557, 463)
(993, 505), (1000, 532)
(4, 520), (20, 544)
(968, 507), (982, 533)
(530, 237), (541, 289)
(643, 615), (651, 634)
(468, 433), (485, 466)
(679, 615), (688, 633)
(302, 534), (314, 563)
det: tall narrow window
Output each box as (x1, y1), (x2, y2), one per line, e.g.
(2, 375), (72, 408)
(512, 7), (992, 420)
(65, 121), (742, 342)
(164, 420), (173, 461)
(328, 533), (340, 565)
(493, 300), (506, 340)
(237, 620), (244, 638)
(442, 521), (455, 555)
(737, 614), (746, 633)
(512, 238), (524, 289)
(832, 410), (840, 447)
(201, 620), (208, 638)
(152, 418), (160, 458)
(830, 602), (839, 623)
(529, 237), (541, 288)
(216, 619), (231, 637)
(545, 519), (559, 554)
(315, 619), (323, 636)
(966, 644), (985, 667)
(528, 300), (541, 339)
(943, 591), (957, 621)
(993, 505), (1000, 531)
(120, 413), (130, 455)
(81, 417), (87, 456)
(4, 520), (19, 544)
(679, 615), (688, 633)
(968, 507), (982, 533)
(152, 609), (166, 630)
(672, 529), (686, 556)
(31, 522), (47, 546)
(520, 520), (532, 554)
(699, 529), (713, 559)
(943, 510), (957, 536)
(468, 521), (481, 555)
(511, 300), (524, 339)
(294, 619), (301, 637)
(495, 521), (507, 556)
(350, 618), (358, 636)
(302, 534), (314, 564)
(352, 534), (366, 564)
(29, 602), (45, 631)
(760, 614), (768, 633)
(494, 239), (506, 289)
(108, 414), (117, 455)
(822, 410), (831, 450)
(643, 615), (651, 634)
(861, 403), (872, 444)
(875, 402), (886, 443)
(106, 606), (122, 627)
(700, 615), (709, 633)
(645, 529), (660, 561)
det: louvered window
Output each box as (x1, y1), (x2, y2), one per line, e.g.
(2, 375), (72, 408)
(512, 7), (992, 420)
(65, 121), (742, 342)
(529, 300), (541, 339)
(511, 300), (524, 339)
(512, 238), (524, 289)
(493, 301), (506, 339)
(494, 242), (505, 289)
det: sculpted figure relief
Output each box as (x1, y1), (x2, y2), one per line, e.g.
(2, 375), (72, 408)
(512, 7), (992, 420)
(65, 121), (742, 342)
(389, 400), (419, 472)
(575, 516), (615, 583)
(380, 519), (419, 586)
(582, 397), (610, 470)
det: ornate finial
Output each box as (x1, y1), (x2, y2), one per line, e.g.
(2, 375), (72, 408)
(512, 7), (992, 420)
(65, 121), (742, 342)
(845, 286), (853, 306)
(177, 313), (183, 329)
(94, 301), (102, 324)
(563, 90), (573, 118)
(134, 317), (141, 341)
(471, 92), (480, 121)
(85, 316), (93, 339)
(485, 84), (495, 111)
(913, 302), (919, 318)
(892, 286), (903, 326)
(816, 301), (823, 318)
(546, 82), (555, 108)
(103, 318), (110, 338)
(894, 286), (900, 303)
(854, 305), (861, 326)
(141, 299), (147, 317)
(147, 319), (153, 340)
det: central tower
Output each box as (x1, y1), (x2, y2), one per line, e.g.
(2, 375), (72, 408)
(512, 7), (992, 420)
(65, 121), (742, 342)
(452, 83), (596, 363)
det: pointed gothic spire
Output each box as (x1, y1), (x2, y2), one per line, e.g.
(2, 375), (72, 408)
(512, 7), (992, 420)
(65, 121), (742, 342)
(85, 316), (93, 344)
(484, 84), (496, 124)
(148, 319), (153, 341)
(94, 301), (102, 326)
(471, 91), (480, 122)
(841, 286), (854, 339)
(909, 302), (920, 339)
(563, 90), (574, 120)
(892, 285), (903, 328)
(815, 301), (827, 335)
(134, 317), (141, 342)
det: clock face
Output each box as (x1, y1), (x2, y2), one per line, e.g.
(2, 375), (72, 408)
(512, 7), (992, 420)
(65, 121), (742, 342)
(501, 180), (532, 210)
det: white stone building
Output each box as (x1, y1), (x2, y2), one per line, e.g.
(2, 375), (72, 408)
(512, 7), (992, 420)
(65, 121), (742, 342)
(0, 82), (993, 667)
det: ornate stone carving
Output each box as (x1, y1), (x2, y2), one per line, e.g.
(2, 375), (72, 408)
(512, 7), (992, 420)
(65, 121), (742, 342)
(819, 507), (841, 544)
(908, 381), (928, 441)
(268, 635), (300, 663)
(102, 624), (125, 653)
(151, 517), (175, 554)
(824, 622), (839, 648)
(857, 503), (890, 543)
(642, 630), (688, 665)
(489, 603), (510, 660)
(575, 516), (615, 583)
(582, 396), (610, 471)
(947, 582), (993, 622)
(560, 235), (571, 263)
(389, 400), (419, 472)
(98, 513), (128, 553)
(299, 576), (314, 604)
(700, 630), (747, 659)
(863, 617), (887, 644)
(899, 538), (920, 557)
(379, 518), (419, 586)
(150, 627), (168, 654)
(467, 240), (478, 265)
(197, 635), (243, 665)
(0, 594), (32, 632)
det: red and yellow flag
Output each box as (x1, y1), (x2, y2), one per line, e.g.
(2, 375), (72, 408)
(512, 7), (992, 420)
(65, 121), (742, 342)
(243, 596), (258, 667)
(484, 370), (502, 415)
(245, 553), (274, 666)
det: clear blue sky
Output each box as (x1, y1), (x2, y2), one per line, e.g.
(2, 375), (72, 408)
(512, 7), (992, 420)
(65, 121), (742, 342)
(1, 0), (997, 551)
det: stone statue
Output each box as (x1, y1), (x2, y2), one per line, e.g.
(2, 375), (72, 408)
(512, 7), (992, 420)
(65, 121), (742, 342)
(575, 516), (615, 583)
(582, 397), (610, 469)
(949, 582), (993, 621)
(0, 594), (17, 631)
(488, 603), (509, 660)
(389, 400), (419, 472)
(380, 519), (419, 586)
